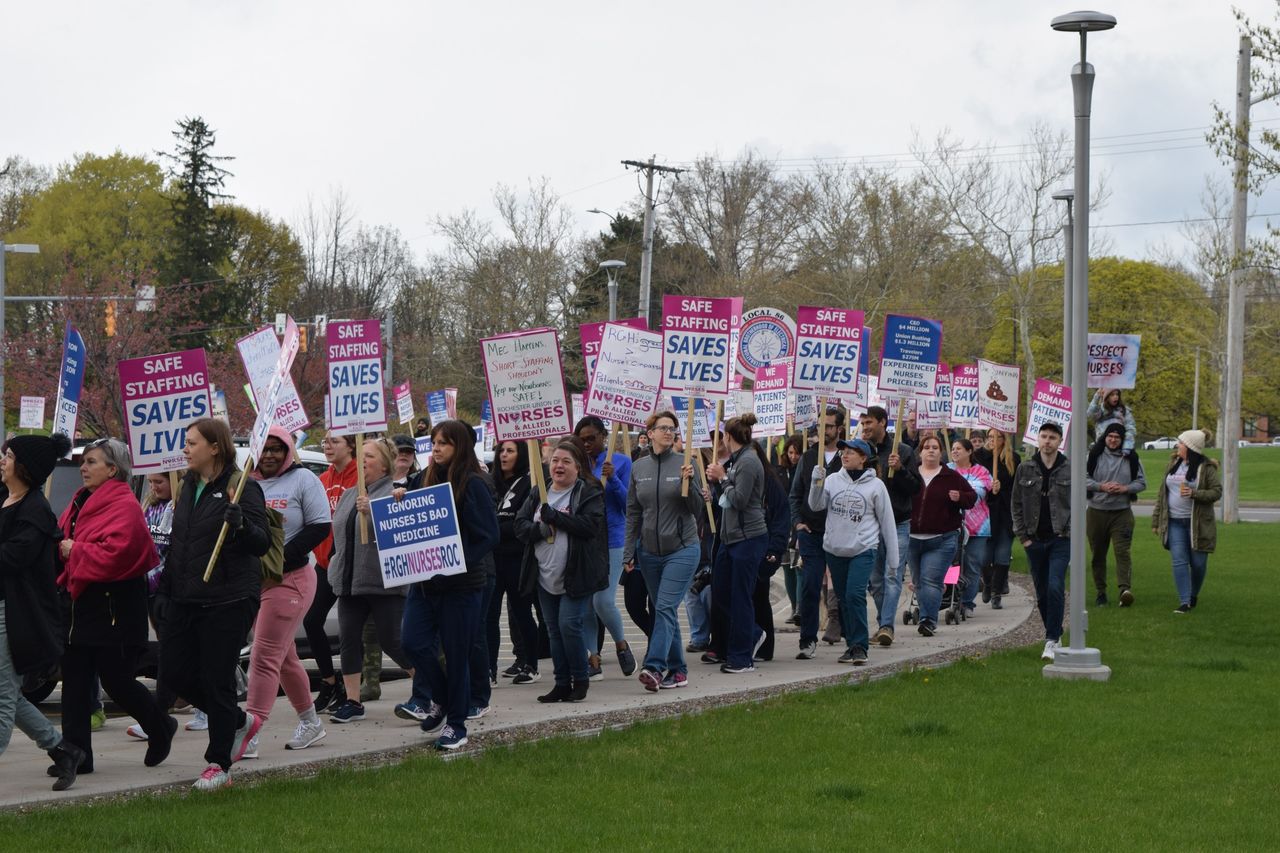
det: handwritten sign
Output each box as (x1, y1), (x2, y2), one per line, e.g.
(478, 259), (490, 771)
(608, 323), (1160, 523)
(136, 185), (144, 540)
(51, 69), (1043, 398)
(247, 317), (301, 463)
(582, 317), (648, 390)
(119, 348), (212, 474)
(237, 325), (309, 433)
(586, 322), (663, 425)
(660, 295), (742, 397)
(977, 359), (1020, 435)
(481, 327), (572, 442)
(1087, 333), (1141, 390)
(369, 483), (468, 588)
(327, 319), (386, 436)
(879, 314), (942, 396)
(19, 396), (44, 430)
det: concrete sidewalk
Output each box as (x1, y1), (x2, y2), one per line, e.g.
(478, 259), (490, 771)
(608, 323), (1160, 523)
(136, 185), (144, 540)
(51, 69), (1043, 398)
(0, 581), (1034, 809)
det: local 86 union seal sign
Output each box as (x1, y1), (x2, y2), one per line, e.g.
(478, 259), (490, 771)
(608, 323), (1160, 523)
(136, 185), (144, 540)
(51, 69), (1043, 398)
(737, 307), (796, 377)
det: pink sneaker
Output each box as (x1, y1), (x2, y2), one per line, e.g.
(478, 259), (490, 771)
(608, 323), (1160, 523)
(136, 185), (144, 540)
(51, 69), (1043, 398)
(231, 712), (262, 763)
(638, 669), (662, 693)
(193, 763), (231, 791)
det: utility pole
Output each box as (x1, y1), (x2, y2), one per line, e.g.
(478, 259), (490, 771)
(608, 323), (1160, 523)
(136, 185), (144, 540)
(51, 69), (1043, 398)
(0, 242), (41, 433)
(621, 157), (685, 327)
(1224, 36), (1251, 524)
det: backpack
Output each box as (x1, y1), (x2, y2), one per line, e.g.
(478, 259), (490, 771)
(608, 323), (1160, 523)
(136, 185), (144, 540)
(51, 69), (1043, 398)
(228, 472), (286, 584)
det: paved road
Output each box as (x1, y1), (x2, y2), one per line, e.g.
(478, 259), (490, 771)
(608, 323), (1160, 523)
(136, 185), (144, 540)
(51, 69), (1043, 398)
(1132, 504), (1280, 523)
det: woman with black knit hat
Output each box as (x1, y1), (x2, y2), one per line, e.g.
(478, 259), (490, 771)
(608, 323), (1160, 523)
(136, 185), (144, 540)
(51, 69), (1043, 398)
(0, 432), (87, 791)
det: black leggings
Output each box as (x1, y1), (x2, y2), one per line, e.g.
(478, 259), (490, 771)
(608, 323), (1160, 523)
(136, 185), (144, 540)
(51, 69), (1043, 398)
(337, 595), (410, 676)
(622, 569), (654, 638)
(303, 565), (338, 679)
(62, 643), (170, 771)
(488, 557), (539, 673)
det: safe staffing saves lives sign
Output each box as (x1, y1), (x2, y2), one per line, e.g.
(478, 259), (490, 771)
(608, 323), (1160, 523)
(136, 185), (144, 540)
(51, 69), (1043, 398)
(660, 295), (742, 397)
(118, 348), (212, 474)
(327, 319), (387, 435)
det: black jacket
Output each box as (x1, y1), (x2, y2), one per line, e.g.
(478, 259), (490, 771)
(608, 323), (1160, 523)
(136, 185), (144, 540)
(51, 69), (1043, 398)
(161, 465), (271, 606)
(870, 436), (923, 524)
(759, 469), (791, 578)
(0, 488), (63, 676)
(62, 578), (150, 648)
(493, 471), (533, 564)
(515, 479), (609, 599)
(974, 447), (1021, 539)
(418, 473), (500, 594)
(788, 445), (843, 534)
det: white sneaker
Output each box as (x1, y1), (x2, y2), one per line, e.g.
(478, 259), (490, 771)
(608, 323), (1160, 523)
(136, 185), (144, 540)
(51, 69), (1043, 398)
(126, 723), (148, 741)
(192, 763), (231, 791)
(185, 709), (208, 731)
(286, 719), (328, 750)
(1041, 640), (1058, 662)
(241, 732), (259, 759)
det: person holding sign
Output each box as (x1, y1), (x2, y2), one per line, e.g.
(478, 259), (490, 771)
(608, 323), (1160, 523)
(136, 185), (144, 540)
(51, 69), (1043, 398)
(907, 434), (976, 637)
(1152, 429), (1221, 614)
(1087, 389), (1137, 453)
(948, 438), (993, 618)
(974, 429), (1021, 609)
(705, 413), (769, 674)
(487, 441), (542, 686)
(158, 418), (271, 792)
(624, 411), (706, 692)
(1011, 423), (1072, 661)
(516, 440), (608, 703)
(327, 438), (413, 724)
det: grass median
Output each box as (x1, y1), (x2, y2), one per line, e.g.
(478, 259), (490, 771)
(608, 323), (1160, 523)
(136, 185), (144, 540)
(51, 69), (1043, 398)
(1134, 446), (1279, 502)
(3, 524), (1276, 851)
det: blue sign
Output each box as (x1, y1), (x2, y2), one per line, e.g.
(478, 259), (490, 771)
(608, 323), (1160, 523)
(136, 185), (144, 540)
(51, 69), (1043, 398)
(52, 323), (86, 441)
(368, 483), (467, 588)
(425, 390), (449, 425)
(878, 314), (942, 396)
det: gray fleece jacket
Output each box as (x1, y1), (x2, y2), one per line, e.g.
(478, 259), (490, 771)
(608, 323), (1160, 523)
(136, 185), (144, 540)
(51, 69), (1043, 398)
(328, 476), (402, 597)
(809, 466), (899, 565)
(624, 448), (706, 563)
(1086, 448), (1146, 511)
(716, 446), (768, 545)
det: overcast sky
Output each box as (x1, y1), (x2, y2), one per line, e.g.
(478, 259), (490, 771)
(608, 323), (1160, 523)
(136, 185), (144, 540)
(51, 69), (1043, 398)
(8, 0), (1280, 267)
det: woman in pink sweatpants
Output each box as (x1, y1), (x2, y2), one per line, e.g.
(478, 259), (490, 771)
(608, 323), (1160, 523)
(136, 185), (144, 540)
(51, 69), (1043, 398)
(243, 428), (333, 756)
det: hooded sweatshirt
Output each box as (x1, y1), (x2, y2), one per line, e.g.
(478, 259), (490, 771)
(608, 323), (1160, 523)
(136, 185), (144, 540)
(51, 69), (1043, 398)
(808, 465), (899, 566)
(252, 425), (332, 572)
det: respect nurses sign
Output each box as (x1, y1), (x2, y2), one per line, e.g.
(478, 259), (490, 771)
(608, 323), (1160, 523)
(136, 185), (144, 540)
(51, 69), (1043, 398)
(793, 306), (865, 398)
(369, 483), (468, 588)
(481, 327), (572, 441)
(119, 348), (212, 474)
(878, 314), (942, 396)
(1087, 333), (1141, 390)
(660, 295), (742, 397)
(327, 319), (386, 435)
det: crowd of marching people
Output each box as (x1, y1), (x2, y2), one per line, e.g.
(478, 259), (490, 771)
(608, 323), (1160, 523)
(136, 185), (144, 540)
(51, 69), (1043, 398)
(0, 387), (1224, 792)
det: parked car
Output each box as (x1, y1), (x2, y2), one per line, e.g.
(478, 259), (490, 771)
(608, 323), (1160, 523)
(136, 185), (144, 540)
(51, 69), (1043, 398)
(1272, 436), (1280, 446)
(1143, 436), (1178, 450)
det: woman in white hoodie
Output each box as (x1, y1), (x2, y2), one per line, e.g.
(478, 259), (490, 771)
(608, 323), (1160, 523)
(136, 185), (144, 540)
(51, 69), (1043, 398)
(808, 438), (899, 665)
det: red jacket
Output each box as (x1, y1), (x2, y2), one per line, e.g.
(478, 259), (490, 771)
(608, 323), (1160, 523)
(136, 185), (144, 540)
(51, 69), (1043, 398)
(312, 461), (359, 569)
(909, 466), (977, 535)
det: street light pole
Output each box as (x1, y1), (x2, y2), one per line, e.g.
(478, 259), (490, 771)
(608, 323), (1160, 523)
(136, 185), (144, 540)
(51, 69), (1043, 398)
(598, 260), (626, 323)
(0, 242), (41, 434)
(1053, 189), (1075, 385)
(1046, 10), (1114, 681)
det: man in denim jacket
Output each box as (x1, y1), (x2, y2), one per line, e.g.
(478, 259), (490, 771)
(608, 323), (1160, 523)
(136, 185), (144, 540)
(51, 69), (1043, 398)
(1011, 422), (1071, 662)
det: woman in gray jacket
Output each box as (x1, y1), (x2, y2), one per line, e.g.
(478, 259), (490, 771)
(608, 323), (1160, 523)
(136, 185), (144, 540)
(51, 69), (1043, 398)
(328, 437), (414, 723)
(624, 410), (706, 692)
(706, 413), (768, 674)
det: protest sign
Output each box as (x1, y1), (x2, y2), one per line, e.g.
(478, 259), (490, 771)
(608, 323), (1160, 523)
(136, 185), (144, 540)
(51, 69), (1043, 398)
(327, 319), (386, 436)
(949, 364), (981, 430)
(977, 359), (1020, 434)
(394, 381), (414, 424)
(660, 295), (742, 397)
(444, 387), (457, 419)
(793, 306), (865, 399)
(237, 325), (309, 433)
(671, 396), (715, 448)
(916, 364), (952, 430)
(247, 317), (302, 463)
(51, 323), (85, 450)
(19, 396), (44, 430)
(481, 327), (572, 442)
(212, 388), (229, 422)
(1024, 379), (1073, 446)
(369, 483), (468, 588)
(582, 317), (648, 389)
(1087, 333), (1141, 390)
(425, 389), (449, 425)
(571, 393), (585, 427)
(753, 361), (791, 437)
(586, 322), (663, 425)
(479, 400), (495, 452)
(878, 314), (943, 396)
(119, 348), (212, 474)
(736, 307), (796, 378)
(792, 391), (818, 428)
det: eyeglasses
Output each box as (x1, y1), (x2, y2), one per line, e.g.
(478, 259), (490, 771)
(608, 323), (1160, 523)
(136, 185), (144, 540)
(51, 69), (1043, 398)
(85, 437), (111, 449)
(650, 425), (677, 434)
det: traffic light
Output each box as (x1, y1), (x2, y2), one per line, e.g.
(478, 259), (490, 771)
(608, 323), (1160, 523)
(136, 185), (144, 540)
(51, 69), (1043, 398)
(298, 325), (308, 352)
(105, 300), (116, 337)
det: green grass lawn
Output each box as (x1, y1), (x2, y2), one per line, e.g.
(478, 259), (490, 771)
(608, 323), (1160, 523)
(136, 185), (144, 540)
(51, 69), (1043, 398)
(4, 526), (1277, 851)
(1134, 446), (1279, 502)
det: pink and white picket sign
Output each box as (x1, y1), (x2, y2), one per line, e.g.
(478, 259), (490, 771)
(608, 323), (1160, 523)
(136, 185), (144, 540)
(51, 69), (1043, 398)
(327, 318), (387, 436)
(977, 359), (1020, 435)
(949, 364), (981, 430)
(18, 396), (44, 430)
(394, 381), (415, 424)
(571, 393), (585, 427)
(247, 317), (301, 463)
(793, 306), (865, 399)
(753, 361), (792, 437)
(581, 317), (648, 392)
(660, 295), (743, 397)
(118, 348), (212, 474)
(916, 364), (952, 430)
(480, 327), (572, 442)
(237, 325), (309, 433)
(1023, 378), (1073, 446)
(444, 387), (457, 419)
(585, 322), (663, 426)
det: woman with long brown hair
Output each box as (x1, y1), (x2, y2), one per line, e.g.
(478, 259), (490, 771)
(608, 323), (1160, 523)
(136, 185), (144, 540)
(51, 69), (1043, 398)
(975, 428), (1021, 609)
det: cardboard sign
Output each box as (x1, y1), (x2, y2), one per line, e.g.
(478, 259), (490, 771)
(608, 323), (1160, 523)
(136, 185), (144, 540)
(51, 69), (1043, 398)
(51, 323), (86, 451)
(753, 361), (792, 437)
(793, 306), (865, 399)
(394, 381), (414, 424)
(660, 295), (742, 397)
(916, 364), (952, 430)
(247, 317), (302, 463)
(19, 396), (44, 430)
(879, 314), (943, 396)
(327, 319), (386, 436)
(481, 327), (572, 442)
(949, 364), (981, 430)
(977, 359), (1020, 434)
(585, 322), (663, 426)
(369, 483), (468, 588)
(1087, 333), (1141, 390)
(237, 325), (309, 433)
(118, 348), (212, 474)
(1024, 378), (1073, 446)
(582, 317), (648, 390)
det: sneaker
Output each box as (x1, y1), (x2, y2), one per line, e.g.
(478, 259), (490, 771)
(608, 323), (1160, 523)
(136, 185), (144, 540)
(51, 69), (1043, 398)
(537, 685), (573, 703)
(1119, 589), (1134, 607)
(963, 605), (976, 619)
(686, 641), (708, 653)
(795, 641), (817, 660)
(1173, 604), (1191, 614)
(638, 668), (663, 693)
(420, 702), (446, 733)
(313, 680), (342, 713)
(850, 646), (868, 666)
(500, 663), (523, 678)
(752, 630), (768, 662)
(90, 708), (106, 731)
(231, 712), (262, 762)
(699, 650), (723, 665)
(286, 719), (328, 750)
(434, 725), (468, 751)
(659, 671), (688, 689)
(512, 667), (542, 685)
(126, 724), (148, 741)
(192, 763), (231, 791)
(587, 653), (603, 682)
(1095, 592), (1109, 607)
(240, 733), (260, 760)
(185, 709), (209, 732)
(837, 648), (855, 664)
(330, 699), (366, 724)
(918, 622), (936, 637)
(467, 705), (490, 720)
(617, 643), (637, 677)
(875, 626), (894, 647)
(719, 662), (755, 674)
(394, 700), (430, 722)
(1190, 595), (1198, 609)
(1041, 640), (1058, 661)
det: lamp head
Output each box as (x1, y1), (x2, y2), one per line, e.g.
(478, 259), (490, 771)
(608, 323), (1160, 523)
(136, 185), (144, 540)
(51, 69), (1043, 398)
(1050, 11), (1117, 32)
(599, 260), (626, 271)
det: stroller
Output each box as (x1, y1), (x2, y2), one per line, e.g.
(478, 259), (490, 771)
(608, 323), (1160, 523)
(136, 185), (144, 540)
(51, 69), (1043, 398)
(902, 529), (969, 627)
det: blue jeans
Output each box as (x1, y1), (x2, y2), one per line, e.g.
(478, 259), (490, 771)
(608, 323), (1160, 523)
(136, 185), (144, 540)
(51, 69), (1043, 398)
(962, 535), (990, 608)
(537, 587), (592, 687)
(713, 534), (768, 667)
(469, 573), (495, 709)
(910, 531), (960, 628)
(685, 585), (711, 645)
(402, 585), (482, 733)
(1025, 537), (1070, 641)
(587, 547), (627, 654)
(796, 530), (829, 646)
(989, 525), (1014, 566)
(827, 550), (877, 651)
(638, 543), (701, 675)
(869, 520), (911, 628)
(0, 602), (61, 756)
(1167, 518), (1209, 606)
